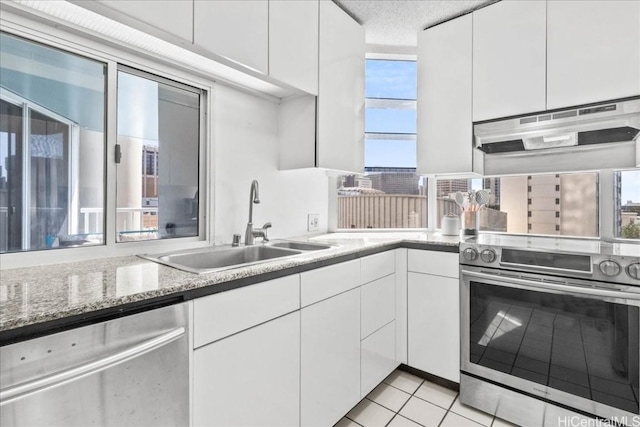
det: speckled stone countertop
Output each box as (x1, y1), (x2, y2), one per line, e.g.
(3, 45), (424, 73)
(0, 232), (460, 344)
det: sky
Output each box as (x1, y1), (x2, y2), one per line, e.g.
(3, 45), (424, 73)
(621, 170), (640, 203)
(364, 59), (417, 168)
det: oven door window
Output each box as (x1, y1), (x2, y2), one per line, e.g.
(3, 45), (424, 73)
(469, 282), (639, 414)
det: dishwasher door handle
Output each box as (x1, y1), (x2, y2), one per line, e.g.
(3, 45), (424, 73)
(0, 326), (185, 406)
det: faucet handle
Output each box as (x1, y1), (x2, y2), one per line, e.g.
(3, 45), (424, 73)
(260, 223), (271, 242)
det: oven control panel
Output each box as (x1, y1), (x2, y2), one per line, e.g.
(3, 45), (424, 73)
(460, 238), (640, 286)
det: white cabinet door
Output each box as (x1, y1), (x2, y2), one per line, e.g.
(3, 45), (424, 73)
(395, 248), (408, 365)
(278, 95), (317, 170)
(361, 320), (397, 397)
(547, 0), (640, 109)
(78, 0), (193, 42)
(361, 274), (395, 339)
(408, 272), (460, 383)
(269, 0), (319, 95)
(193, 0), (269, 74)
(193, 311), (300, 427)
(472, 0), (546, 121)
(317, 0), (365, 172)
(417, 14), (473, 175)
(301, 287), (361, 427)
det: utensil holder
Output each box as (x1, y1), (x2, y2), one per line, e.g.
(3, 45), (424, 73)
(461, 210), (479, 235)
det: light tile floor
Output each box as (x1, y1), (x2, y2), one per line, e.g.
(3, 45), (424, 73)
(335, 370), (519, 427)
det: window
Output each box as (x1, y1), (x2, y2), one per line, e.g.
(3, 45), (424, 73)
(116, 68), (201, 242)
(436, 172), (599, 238)
(338, 59), (426, 229)
(615, 169), (640, 240)
(0, 33), (106, 252)
(1, 32), (205, 254)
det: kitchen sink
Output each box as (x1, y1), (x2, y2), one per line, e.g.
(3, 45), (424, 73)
(139, 245), (303, 274)
(266, 240), (332, 251)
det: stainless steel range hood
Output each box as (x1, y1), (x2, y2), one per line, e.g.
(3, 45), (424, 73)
(473, 97), (640, 175)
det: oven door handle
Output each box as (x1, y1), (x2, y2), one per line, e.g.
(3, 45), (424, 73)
(461, 269), (640, 300)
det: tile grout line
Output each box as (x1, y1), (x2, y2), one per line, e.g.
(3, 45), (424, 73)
(436, 389), (461, 427)
(351, 371), (500, 427)
(384, 376), (427, 427)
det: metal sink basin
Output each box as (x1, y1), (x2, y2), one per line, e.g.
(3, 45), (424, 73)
(266, 240), (332, 251)
(139, 245), (302, 274)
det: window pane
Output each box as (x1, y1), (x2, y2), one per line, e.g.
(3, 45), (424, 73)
(116, 70), (200, 242)
(29, 110), (70, 250)
(0, 33), (106, 253)
(337, 173), (427, 228)
(436, 173), (599, 237)
(616, 169), (640, 239)
(365, 138), (416, 168)
(365, 108), (416, 134)
(365, 60), (416, 100)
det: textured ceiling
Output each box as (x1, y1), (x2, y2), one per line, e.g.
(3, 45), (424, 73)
(334, 0), (496, 50)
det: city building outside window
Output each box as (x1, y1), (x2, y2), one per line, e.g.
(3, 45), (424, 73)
(436, 172), (600, 238)
(338, 59), (426, 229)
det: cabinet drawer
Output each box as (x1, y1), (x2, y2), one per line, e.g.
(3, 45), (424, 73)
(193, 274), (300, 348)
(361, 320), (397, 397)
(360, 251), (395, 285)
(361, 274), (395, 339)
(301, 260), (360, 307)
(407, 249), (459, 278)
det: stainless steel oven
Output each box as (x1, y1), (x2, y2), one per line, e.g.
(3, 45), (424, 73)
(459, 236), (640, 426)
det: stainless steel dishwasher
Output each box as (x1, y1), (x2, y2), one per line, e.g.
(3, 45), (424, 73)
(0, 302), (189, 426)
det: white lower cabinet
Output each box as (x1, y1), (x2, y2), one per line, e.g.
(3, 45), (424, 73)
(360, 273), (398, 397)
(361, 320), (396, 397)
(408, 272), (460, 383)
(301, 287), (361, 427)
(193, 312), (300, 427)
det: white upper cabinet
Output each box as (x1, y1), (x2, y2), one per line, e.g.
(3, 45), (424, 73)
(472, 0), (546, 121)
(73, 0), (193, 43)
(417, 14), (473, 175)
(317, 0), (365, 173)
(547, 0), (640, 109)
(269, 0), (319, 95)
(193, 0), (269, 74)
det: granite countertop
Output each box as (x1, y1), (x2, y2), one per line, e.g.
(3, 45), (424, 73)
(0, 232), (460, 343)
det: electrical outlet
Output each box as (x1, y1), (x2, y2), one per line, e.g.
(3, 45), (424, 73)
(307, 214), (319, 232)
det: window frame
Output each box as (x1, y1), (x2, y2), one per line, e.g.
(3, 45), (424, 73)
(332, 54), (425, 232)
(0, 17), (213, 269)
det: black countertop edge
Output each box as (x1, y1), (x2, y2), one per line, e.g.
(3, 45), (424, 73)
(0, 241), (458, 346)
(402, 242), (459, 253)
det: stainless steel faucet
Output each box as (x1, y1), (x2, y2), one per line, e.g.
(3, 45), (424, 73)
(244, 180), (272, 245)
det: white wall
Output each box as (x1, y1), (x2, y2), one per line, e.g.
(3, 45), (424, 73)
(213, 84), (329, 244)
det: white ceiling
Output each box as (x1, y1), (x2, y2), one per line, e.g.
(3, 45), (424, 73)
(334, 0), (496, 53)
